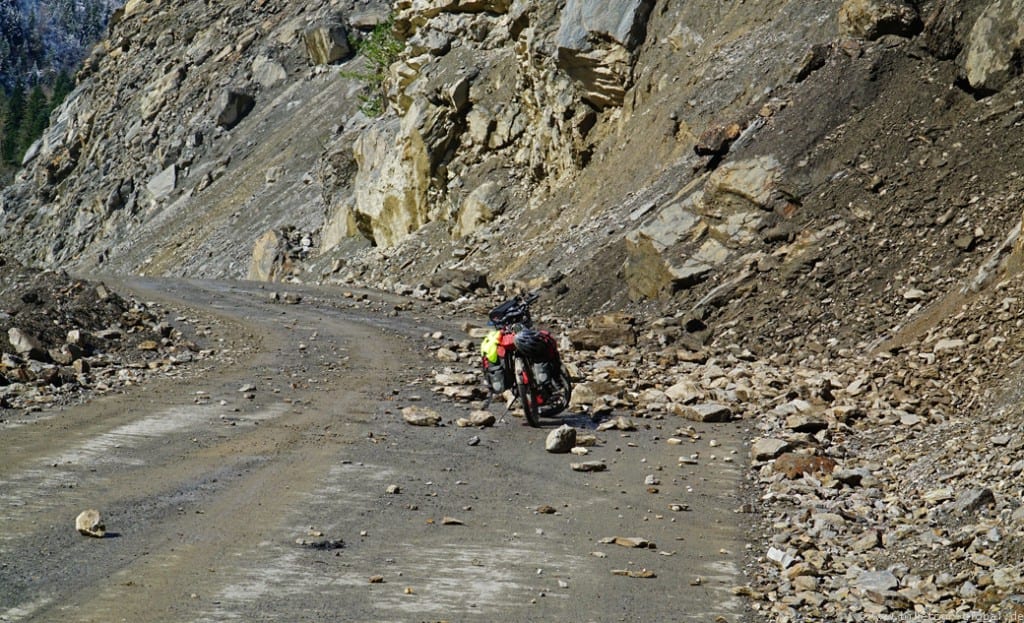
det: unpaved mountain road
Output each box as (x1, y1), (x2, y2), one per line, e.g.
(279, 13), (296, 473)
(1, 278), (751, 622)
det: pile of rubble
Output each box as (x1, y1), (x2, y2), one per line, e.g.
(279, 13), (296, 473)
(0, 256), (208, 412)
(413, 279), (1024, 620)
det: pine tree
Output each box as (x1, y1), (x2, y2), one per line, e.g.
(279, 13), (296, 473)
(17, 83), (47, 157)
(2, 81), (24, 164)
(50, 70), (73, 108)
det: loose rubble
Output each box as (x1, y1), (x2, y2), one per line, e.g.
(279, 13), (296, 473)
(418, 275), (1024, 620)
(0, 256), (208, 413)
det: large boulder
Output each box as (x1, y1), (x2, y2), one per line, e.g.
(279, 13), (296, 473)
(215, 90), (255, 130)
(453, 182), (507, 238)
(350, 117), (431, 248)
(304, 23), (352, 66)
(838, 0), (922, 40)
(556, 0), (655, 109)
(248, 229), (292, 282)
(962, 0), (1024, 95)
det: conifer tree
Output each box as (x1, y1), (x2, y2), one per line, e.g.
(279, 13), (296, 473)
(18, 84), (48, 157)
(2, 82), (24, 164)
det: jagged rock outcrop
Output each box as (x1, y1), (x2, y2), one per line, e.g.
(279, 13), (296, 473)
(555, 0), (654, 109)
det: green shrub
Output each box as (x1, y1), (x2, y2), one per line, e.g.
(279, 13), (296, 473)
(343, 15), (403, 117)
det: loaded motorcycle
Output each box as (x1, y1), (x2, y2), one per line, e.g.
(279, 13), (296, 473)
(479, 292), (573, 427)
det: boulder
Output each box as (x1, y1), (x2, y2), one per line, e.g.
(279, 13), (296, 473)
(962, 0), (1024, 95)
(248, 229), (292, 282)
(139, 66), (184, 121)
(350, 116), (431, 248)
(556, 0), (655, 109)
(751, 437), (791, 462)
(8, 328), (49, 362)
(252, 56), (288, 88)
(304, 23), (352, 65)
(216, 90), (255, 130)
(838, 0), (921, 40)
(703, 156), (784, 214)
(453, 182), (507, 238)
(145, 165), (177, 204)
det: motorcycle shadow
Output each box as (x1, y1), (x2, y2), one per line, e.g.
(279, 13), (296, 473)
(536, 409), (602, 430)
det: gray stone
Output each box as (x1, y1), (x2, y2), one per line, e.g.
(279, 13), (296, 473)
(855, 569), (899, 593)
(216, 90), (255, 130)
(546, 425), (577, 453)
(751, 438), (790, 462)
(954, 487), (995, 515)
(252, 56), (288, 88)
(963, 0), (1024, 94)
(677, 403), (733, 423)
(555, 0), (655, 109)
(8, 328), (49, 362)
(146, 165), (177, 203)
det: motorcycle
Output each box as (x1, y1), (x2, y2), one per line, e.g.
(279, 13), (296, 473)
(480, 292), (573, 427)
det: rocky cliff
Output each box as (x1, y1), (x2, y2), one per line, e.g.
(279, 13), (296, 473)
(1, 0), (1022, 326)
(6, 0), (1024, 619)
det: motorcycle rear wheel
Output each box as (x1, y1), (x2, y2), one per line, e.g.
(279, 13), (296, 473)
(514, 357), (540, 427)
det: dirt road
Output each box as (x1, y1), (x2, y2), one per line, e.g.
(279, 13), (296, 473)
(0, 278), (752, 622)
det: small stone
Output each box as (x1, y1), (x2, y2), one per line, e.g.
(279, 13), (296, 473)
(441, 516), (464, 526)
(955, 487), (995, 514)
(751, 438), (790, 462)
(467, 435), (481, 446)
(677, 403), (733, 423)
(600, 536), (654, 549)
(644, 475), (661, 486)
(546, 425), (577, 453)
(369, 575), (385, 584)
(933, 338), (966, 353)
(570, 446), (589, 456)
(402, 406), (442, 426)
(596, 416), (636, 431)
(855, 569), (899, 593)
(469, 411), (496, 427)
(571, 461), (607, 472)
(75, 509), (106, 538)
(386, 484), (401, 494)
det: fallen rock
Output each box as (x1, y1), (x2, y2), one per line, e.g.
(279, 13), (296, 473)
(75, 509), (106, 538)
(676, 402), (733, 423)
(8, 328), (49, 362)
(600, 536), (655, 549)
(571, 460), (607, 472)
(596, 415), (636, 431)
(751, 438), (791, 462)
(546, 425), (577, 453)
(402, 406), (442, 426)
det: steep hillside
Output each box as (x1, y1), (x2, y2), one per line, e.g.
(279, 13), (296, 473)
(6, 0), (1024, 618)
